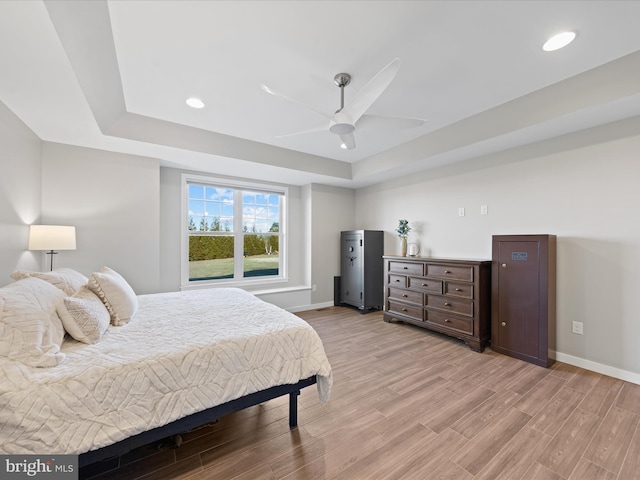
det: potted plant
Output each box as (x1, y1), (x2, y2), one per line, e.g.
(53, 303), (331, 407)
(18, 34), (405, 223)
(395, 219), (411, 256)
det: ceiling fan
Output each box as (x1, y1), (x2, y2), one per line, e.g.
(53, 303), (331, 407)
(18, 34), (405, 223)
(261, 58), (425, 150)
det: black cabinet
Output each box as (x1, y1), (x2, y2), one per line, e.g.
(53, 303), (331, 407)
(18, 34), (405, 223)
(340, 230), (383, 311)
(491, 234), (556, 367)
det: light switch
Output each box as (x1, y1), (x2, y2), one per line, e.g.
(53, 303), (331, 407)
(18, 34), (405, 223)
(458, 207), (465, 217)
(481, 205), (488, 215)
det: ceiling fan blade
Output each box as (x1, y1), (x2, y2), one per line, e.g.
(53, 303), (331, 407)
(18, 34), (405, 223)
(275, 124), (327, 138)
(261, 83), (330, 120)
(339, 132), (356, 150)
(340, 58), (401, 125)
(356, 114), (426, 132)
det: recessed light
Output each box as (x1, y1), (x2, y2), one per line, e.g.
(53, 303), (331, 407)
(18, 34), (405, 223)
(543, 31), (576, 52)
(186, 97), (205, 109)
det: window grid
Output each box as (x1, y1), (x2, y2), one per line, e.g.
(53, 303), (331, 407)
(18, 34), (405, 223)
(184, 178), (286, 285)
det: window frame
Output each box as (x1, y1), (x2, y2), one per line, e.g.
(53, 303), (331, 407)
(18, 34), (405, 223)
(181, 173), (288, 289)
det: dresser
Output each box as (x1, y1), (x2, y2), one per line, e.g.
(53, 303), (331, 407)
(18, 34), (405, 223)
(383, 256), (491, 352)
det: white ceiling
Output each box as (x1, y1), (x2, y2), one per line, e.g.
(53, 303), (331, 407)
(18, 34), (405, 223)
(1, 1), (640, 188)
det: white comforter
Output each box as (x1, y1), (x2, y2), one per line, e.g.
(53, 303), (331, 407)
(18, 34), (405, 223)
(0, 288), (332, 455)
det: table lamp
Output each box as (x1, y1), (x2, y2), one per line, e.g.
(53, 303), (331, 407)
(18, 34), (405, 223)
(28, 225), (76, 271)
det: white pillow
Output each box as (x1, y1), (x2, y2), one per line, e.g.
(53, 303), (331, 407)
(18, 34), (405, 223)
(11, 268), (88, 296)
(57, 286), (110, 344)
(87, 267), (138, 326)
(0, 277), (66, 367)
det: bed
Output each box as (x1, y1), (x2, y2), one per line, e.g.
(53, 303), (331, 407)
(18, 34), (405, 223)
(0, 268), (332, 467)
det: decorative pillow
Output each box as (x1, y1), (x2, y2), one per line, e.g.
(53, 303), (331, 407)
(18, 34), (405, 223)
(87, 267), (137, 326)
(57, 286), (110, 344)
(10, 268), (88, 296)
(0, 277), (66, 367)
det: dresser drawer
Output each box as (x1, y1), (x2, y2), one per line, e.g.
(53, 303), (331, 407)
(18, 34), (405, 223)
(387, 300), (423, 322)
(425, 309), (473, 335)
(408, 276), (443, 294)
(426, 264), (473, 282)
(389, 261), (424, 276)
(426, 295), (473, 317)
(444, 281), (473, 299)
(388, 274), (406, 288)
(388, 287), (422, 305)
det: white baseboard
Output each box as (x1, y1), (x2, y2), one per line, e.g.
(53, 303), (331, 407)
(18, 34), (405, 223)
(555, 352), (640, 386)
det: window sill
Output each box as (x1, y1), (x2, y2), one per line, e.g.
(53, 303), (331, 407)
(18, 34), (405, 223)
(180, 280), (311, 297)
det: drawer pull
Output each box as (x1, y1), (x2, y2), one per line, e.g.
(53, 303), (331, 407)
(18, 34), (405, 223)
(402, 294), (408, 298)
(395, 279), (400, 282)
(403, 266), (408, 270)
(401, 308), (408, 312)
(444, 302), (452, 307)
(444, 270), (451, 274)
(422, 283), (428, 287)
(444, 318), (451, 323)
(455, 288), (462, 292)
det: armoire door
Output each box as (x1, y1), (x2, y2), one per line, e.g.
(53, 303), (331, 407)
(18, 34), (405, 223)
(492, 234), (556, 367)
(495, 240), (540, 357)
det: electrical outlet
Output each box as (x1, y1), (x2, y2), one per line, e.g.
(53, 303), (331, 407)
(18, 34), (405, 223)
(481, 205), (488, 215)
(312, 284), (317, 292)
(458, 207), (465, 217)
(572, 321), (583, 335)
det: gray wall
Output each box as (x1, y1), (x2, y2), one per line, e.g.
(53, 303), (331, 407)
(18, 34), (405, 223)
(40, 143), (161, 294)
(310, 184), (355, 305)
(158, 167), (185, 293)
(355, 117), (640, 381)
(0, 101), (42, 281)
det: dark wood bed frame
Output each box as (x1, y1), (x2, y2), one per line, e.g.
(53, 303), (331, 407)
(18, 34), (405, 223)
(78, 376), (317, 467)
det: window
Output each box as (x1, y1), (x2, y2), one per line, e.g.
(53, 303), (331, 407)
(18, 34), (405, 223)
(182, 175), (286, 286)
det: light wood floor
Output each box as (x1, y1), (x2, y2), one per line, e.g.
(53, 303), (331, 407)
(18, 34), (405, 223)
(81, 306), (640, 480)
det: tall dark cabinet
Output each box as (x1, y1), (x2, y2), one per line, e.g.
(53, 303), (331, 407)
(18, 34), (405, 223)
(340, 230), (384, 311)
(491, 234), (556, 367)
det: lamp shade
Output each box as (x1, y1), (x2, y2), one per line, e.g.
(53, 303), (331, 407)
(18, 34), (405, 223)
(28, 225), (77, 251)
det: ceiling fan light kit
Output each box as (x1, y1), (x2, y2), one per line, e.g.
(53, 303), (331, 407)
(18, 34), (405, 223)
(263, 57), (425, 151)
(330, 123), (355, 134)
